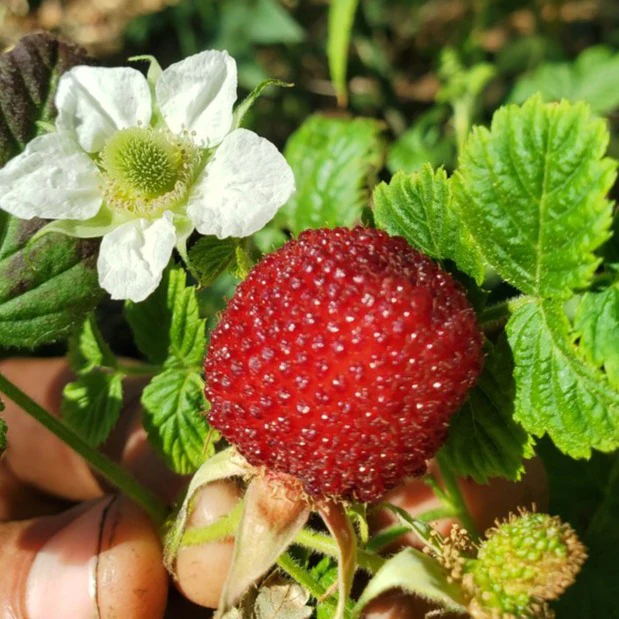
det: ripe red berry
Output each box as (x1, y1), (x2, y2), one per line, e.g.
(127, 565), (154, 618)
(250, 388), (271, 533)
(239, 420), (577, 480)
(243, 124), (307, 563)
(205, 227), (483, 502)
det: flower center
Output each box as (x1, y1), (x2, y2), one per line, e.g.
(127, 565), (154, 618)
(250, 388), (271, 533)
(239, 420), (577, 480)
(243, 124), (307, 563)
(100, 127), (201, 216)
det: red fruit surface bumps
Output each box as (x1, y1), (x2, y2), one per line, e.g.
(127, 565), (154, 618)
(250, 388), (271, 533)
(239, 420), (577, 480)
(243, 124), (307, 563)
(205, 227), (483, 502)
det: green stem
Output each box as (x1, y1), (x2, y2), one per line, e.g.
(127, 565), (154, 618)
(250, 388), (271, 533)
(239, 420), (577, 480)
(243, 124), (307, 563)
(366, 525), (410, 553)
(478, 299), (511, 329)
(416, 505), (457, 522)
(277, 552), (327, 599)
(423, 472), (451, 503)
(0, 372), (168, 526)
(436, 452), (479, 540)
(116, 361), (161, 377)
(294, 528), (385, 574)
(479, 295), (532, 329)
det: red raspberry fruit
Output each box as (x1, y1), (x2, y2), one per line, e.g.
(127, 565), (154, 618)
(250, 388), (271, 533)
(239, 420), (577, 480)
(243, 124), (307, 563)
(205, 227), (483, 502)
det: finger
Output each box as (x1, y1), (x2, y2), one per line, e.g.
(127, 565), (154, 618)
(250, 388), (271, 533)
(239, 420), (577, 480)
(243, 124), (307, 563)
(460, 456), (548, 533)
(370, 457), (549, 548)
(0, 460), (69, 522)
(117, 410), (190, 506)
(0, 357), (102, 501)
(0, 495), (168, 618)
(362, 590), (464, 618)
(175, 479), (241, 608)
(0, 357), (184, 507)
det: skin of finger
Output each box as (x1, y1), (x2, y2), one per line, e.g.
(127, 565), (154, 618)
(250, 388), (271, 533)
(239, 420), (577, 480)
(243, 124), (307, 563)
(97, 497), (169, 618)
(175, 480), (242, 608)
(119, 409), (190, 506)
(23, 496), (168, 618)
(362, 590), (465, 619)
(370, 457), (549, 548)
(0, 357), (183, 508)
(0, 461), (70, 522)
(0, 358), (102, 501)
(0, 501), (93, 615)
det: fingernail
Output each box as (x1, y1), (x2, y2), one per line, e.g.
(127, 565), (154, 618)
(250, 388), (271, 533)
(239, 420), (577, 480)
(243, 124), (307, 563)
(26, 498), (111, 618)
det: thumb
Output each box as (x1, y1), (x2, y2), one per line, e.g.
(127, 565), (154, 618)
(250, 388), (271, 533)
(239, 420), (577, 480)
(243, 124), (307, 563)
(0, 496), (168, 618)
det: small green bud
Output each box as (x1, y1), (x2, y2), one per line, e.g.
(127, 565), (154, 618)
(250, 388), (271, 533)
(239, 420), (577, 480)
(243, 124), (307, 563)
(464, 511), (587, 618)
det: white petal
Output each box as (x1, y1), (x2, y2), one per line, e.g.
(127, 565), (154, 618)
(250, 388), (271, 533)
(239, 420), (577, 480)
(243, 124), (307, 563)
(56, 66), (152, 153)
(0, 132), (101, 220)
(186, 129), (295, 238)
(97, 214), (176, 302)
(156, 50), (237, 147)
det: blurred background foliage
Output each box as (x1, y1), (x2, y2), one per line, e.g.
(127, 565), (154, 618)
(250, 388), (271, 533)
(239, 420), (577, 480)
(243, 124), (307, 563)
(1, 3), (619, 615)
(2, 0), (619, 159)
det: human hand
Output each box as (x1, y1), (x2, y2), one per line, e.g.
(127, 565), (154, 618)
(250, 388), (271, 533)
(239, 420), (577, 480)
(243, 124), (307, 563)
(0, 357), (548, 618)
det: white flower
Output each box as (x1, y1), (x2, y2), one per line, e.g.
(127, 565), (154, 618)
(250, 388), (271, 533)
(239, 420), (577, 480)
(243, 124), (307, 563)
(0, 51), (295, 302)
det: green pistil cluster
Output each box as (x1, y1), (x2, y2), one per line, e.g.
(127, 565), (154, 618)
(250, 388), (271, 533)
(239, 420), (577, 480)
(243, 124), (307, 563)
(433, 512), (587, 619)
(100, 126), (201, 217)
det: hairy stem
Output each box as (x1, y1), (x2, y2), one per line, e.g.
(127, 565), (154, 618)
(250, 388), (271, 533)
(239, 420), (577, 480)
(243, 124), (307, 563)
(276, 552), (327, 599)
(181, 501), (243, 546)
(0, 372), (168, 526)
(294, 528), (385, 574)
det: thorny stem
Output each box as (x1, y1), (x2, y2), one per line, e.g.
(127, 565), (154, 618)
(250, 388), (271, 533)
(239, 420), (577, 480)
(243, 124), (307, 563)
(0, 372), (168, 526)
(436, 452), (479, 540)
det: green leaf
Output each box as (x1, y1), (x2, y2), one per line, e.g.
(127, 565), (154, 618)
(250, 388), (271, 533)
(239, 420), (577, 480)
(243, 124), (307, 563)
(0, 215), (103, 348)
(440, 338), (535, 484)
(327, 0), (360, 106)
(0, 35), (102, 348)
(574, 283), (619, 389)
(188, 236), (238, 287)
(387, 109), (453, 175)
(68, 315), (116, 375)
(0, 32), (93, 166)
(354, 548), (467, 617)
(506, 298), (619, 458)
(373, 164), (485, 283)
(600, 215), (619, 274)
(246, 0), (304, 45)
(553, 453), (619, 618)
(454, 96), (616, 298)
(232, 244), (254, 280)
(277, 115), (384, 234)
(510, 46), (619, 116)
(141, 369), (212, 475)
(125, 266), (205, 367)
(61, 372), (123, 447)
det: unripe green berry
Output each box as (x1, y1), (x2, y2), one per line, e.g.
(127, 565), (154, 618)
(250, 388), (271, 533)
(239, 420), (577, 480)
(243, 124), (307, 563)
(463, 511), (587, 618)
